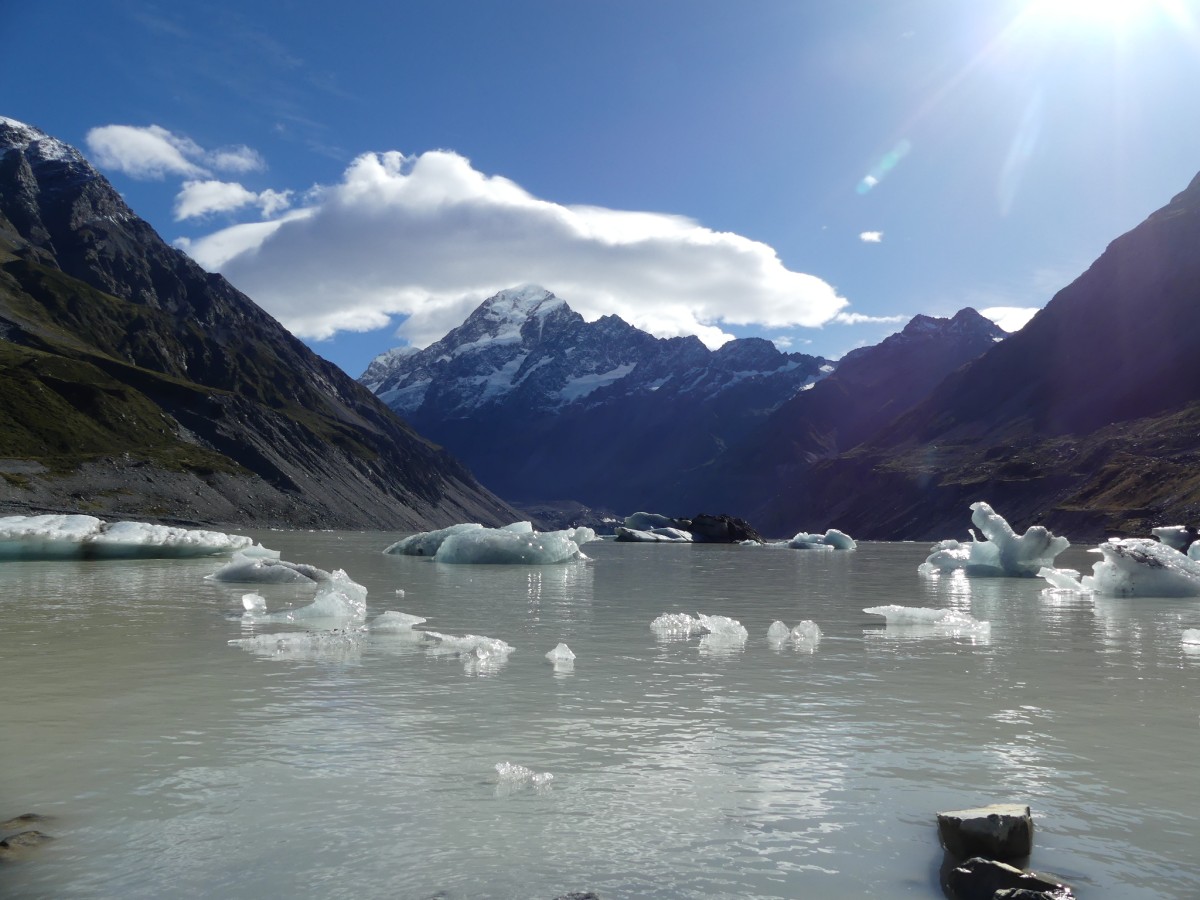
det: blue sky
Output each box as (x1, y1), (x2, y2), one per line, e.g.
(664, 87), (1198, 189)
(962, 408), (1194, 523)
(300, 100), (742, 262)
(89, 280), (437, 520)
(5, 0), (1200, 375)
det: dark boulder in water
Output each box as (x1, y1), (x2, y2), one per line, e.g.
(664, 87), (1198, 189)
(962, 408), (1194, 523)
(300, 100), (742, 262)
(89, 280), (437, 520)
(687, 512), (765, 544)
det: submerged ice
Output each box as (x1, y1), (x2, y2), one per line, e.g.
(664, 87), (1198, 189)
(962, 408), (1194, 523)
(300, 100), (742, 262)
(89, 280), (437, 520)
(239, 569), (368, 623)
(920, 501), (1068, 578)
(864, 605), (990, 634)
(0, 514), (260, 561)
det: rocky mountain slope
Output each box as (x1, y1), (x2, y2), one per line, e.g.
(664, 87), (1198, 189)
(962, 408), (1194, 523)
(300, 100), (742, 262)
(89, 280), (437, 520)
(0, 116), (517, 530)
(757, 169), (1200, 540)
(362, 286), (830, 511)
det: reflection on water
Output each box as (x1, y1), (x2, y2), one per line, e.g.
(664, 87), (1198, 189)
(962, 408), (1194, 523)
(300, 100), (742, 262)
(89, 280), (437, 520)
(1, 536), (1198, 899)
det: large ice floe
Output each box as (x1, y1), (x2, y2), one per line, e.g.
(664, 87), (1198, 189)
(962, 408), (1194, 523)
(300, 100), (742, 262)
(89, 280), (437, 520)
(1038, 537), (1200, 597)
(864, 605), (990, 636)
(919, 501), (1069, 578)
(0, 514), (260, 561)
(614, 526), (693, 543)
(787, 530), (856, 551)
(385, 522), (596, 564)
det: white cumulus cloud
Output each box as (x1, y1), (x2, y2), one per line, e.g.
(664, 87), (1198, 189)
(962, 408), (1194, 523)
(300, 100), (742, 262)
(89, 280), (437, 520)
(86, 124), (268, 181)
(859, 231), (884, 243)
(831, 311), (907, 325)
(190, 148), (851, 348)
(173, 180), (293, 221)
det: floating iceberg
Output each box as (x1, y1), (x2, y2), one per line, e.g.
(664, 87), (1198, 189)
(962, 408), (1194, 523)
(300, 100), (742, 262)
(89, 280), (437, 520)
(1183, 629), (1200, 646)
(1040, 538), (1200, 597)
(788, 529), (857, 551)
(864, 605), (990, 634)
(422, 631), (514, 659)
(1151, 525), (1200, 557)
(919, 502), (1069, 578)
(240, 569), (367, 623)
(615, 526), (692, 543)
(767, 620), (790, 641)
(624, 511), (682, 531)
(1037, 566), (1089, 592)
(368, 611), (428, 632)
(206, 552), (330, 584)
(383, 523), (484, 556)
(434, 526), (595, 565)
(0, 514), (260, 561)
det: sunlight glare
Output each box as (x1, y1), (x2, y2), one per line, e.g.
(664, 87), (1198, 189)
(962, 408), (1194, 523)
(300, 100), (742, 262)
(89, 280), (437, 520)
(1024, 0), (1158, 28)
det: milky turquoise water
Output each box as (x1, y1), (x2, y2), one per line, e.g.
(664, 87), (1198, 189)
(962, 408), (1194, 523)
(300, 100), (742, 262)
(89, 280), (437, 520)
(1, 534), (1198, 898)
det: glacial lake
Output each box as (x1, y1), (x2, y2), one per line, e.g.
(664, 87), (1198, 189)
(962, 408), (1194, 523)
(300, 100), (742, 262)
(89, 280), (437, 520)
(1, 532), (1198, 899)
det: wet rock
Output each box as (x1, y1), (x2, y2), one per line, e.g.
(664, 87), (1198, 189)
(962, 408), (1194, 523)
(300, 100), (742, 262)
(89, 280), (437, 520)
(0, 830), (55, 861)
(687, 513), (765, 544)
(552, 894), (600, 900)
(937, 803), (1033, 860)
(945, 857), (1074, 900)
(0, 813), (47, 833)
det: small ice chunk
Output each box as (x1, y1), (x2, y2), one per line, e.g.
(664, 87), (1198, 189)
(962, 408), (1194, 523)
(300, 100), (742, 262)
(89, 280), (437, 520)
(422, 631), (514, 658)
(790, 620), (822, 644)
(369, 611), (427, 632)
(241, 592), (266, 613)
(696, 613), (748, 641)
(767, 620), (790, 641)
(864, 605), (990, 633)
(545, 642), (575, 662)
(1183, 628), (1200, 645)
(383, 523), (484, 557)
(1080, 538), (1200, 597)
(394, 588), (406, 597)
(1038, 566), (1088, 592)
(650, 612), (701, 636)
(494, 761), (553, 786)
(206, 552), (330, 584)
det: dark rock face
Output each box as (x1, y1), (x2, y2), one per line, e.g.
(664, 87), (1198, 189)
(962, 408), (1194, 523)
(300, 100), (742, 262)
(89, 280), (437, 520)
(758, 168), (1200, 542)
(361, 286), (829, 513)
(0, 118), (517, 530)
(937, 804), (1033, 861)
(686, 513), (765, 544)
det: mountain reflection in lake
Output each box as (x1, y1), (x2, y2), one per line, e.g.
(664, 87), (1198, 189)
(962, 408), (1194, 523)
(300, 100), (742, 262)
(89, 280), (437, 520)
(1, 534), (1197, 899)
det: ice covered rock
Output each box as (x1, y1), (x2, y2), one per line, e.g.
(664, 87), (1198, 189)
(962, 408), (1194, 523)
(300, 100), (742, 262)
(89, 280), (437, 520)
(383, 523), (484, 556)
(434, 526), (592, 565)
(241, 570), (368, 623)
(1078, 538), (1200, 597)
(788, 529), (857, 550)
(545, 642), (576, 662)
(919, 502), (1069, 578)
(864, 605), (990, 634)
(0, 514), (259, 561)
(614, 526), (692, 543)
(368, 611), (427, 632)
(206, 552), (330, 584)
(650, 612), (702, 636)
